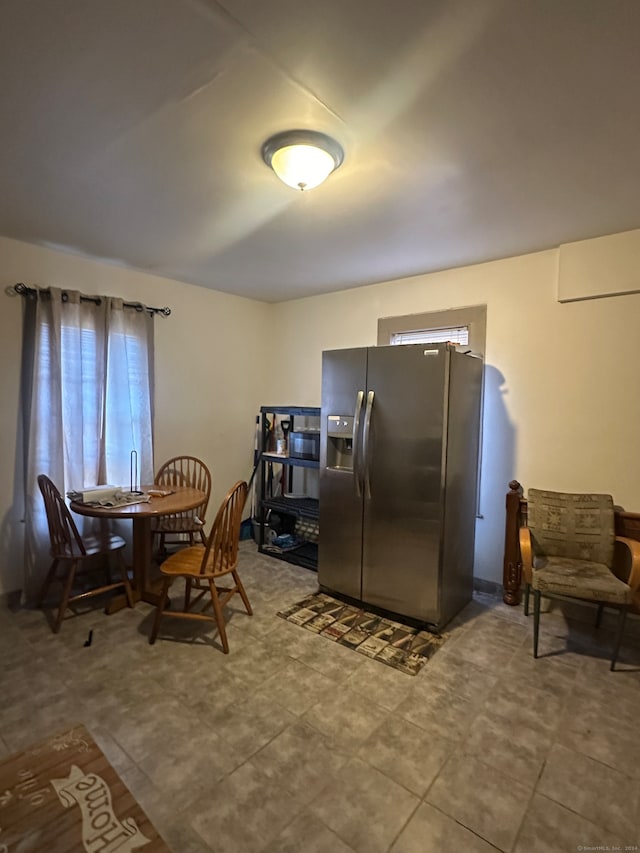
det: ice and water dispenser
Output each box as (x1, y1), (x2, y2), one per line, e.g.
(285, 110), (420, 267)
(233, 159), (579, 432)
(326, 415), (354, 470)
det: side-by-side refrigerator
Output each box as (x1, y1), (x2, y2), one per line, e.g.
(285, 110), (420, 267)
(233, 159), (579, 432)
(318, 343), (482, 630)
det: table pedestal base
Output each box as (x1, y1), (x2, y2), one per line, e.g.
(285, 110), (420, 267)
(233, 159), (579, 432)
(106, 584), (168, 614)
(106, 517), (166, 613)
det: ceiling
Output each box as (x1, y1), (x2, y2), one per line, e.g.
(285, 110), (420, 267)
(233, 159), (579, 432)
(1, 0), (639, 303)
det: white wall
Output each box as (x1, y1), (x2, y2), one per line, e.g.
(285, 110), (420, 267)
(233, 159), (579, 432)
(3, 232), (639, 593)
(0, 236), (272, 594)
(558, 228), (640, 302)
(270, 247), (640, 585)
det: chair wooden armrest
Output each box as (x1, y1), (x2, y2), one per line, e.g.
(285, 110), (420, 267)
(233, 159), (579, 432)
(614, 535), (640, 611)
(503, 480), (525, 605)
(519, 527), (533, 585)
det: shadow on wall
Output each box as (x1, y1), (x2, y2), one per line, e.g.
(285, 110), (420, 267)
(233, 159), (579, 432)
(474, 363), (515, 586)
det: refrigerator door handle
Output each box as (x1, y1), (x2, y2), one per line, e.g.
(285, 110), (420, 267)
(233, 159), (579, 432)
(352, 390), (365, 497)
(362, 390), (375, 499)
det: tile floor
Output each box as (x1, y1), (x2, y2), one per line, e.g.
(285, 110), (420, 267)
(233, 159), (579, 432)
(1, 542), (639, 853)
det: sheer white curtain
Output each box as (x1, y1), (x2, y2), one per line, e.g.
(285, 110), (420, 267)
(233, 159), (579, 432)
(22, 288), (154, 599)
(102, 297), (154, 488)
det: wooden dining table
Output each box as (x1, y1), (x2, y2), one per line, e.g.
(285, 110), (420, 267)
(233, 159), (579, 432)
(70, 486), (206, 609)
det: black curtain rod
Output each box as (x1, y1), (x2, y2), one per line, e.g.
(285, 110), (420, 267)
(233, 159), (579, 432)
(11, 282), (171, 316)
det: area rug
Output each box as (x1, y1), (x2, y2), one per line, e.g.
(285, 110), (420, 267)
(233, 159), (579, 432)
(277, 592), (447, 676)
(0, 723), (169, 852)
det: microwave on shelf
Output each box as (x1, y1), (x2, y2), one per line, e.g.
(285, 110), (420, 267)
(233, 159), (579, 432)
(288, 430), (320, 461)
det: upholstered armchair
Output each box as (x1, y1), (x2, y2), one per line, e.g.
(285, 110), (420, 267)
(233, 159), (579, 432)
(519, 489), (640, 670)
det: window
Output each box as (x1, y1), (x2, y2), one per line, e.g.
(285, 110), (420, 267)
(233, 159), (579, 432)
(390, 325), (470, 347)
(378, 305), (486, 355)
(104, 327), (154, 487)
(22, 288), (156, 599)
(30, 306), (153, 489)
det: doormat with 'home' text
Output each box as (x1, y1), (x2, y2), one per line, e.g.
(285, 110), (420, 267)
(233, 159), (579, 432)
(0, 723), (169, 852)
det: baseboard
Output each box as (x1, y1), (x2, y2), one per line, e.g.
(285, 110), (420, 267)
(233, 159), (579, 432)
(0, 589), (23, 611)
(473, 577), (502, 598)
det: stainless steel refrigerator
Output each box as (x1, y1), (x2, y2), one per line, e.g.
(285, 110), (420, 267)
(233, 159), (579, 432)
(319, 343), (482, 630)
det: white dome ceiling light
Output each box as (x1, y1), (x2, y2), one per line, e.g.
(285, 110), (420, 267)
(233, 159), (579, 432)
(262, 130), (344, 191)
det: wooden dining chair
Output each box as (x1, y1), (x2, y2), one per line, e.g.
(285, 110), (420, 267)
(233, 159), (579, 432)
(149, 480), (250, 653)
(151, 455), (212, 556)
(37, 474), (134, 633)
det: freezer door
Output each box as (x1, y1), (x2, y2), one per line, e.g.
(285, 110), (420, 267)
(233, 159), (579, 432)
(319, 347), (368, 599)
(361, 345), (447, 623)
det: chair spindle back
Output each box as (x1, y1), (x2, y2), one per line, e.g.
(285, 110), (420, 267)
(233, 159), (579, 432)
(155, 455), (212, 522)
(37, 474), (86, 557)
(200, 481), (248, 576)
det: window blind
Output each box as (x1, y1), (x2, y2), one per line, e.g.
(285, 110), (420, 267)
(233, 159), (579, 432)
(390, 325), (469, 346)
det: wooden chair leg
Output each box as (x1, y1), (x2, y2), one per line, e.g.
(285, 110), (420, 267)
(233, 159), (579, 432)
(54, 559), (77, 634)
(149, 577), (171, 644)
(610, 607), (627, 672)
(533, 589), (541, 659)
(38, 559), (59, 608)
(184, 578), (193, 611)
(232, 571), (253, 616)
(117, 552), (134, 608)
(208, 580), (229, 654)
(199, 528), (207, 546)
(523, 583), (530, 617)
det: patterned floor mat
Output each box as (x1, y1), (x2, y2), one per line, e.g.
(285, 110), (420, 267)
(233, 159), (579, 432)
(277, 592), (447, 676)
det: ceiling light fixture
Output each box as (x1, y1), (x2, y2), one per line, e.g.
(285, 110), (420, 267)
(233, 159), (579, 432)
(262, 130), (344, 191)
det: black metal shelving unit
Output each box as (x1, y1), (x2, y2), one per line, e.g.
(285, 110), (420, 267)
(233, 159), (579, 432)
(257, 406), (320, 571)
(261, 494), (319, 518)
